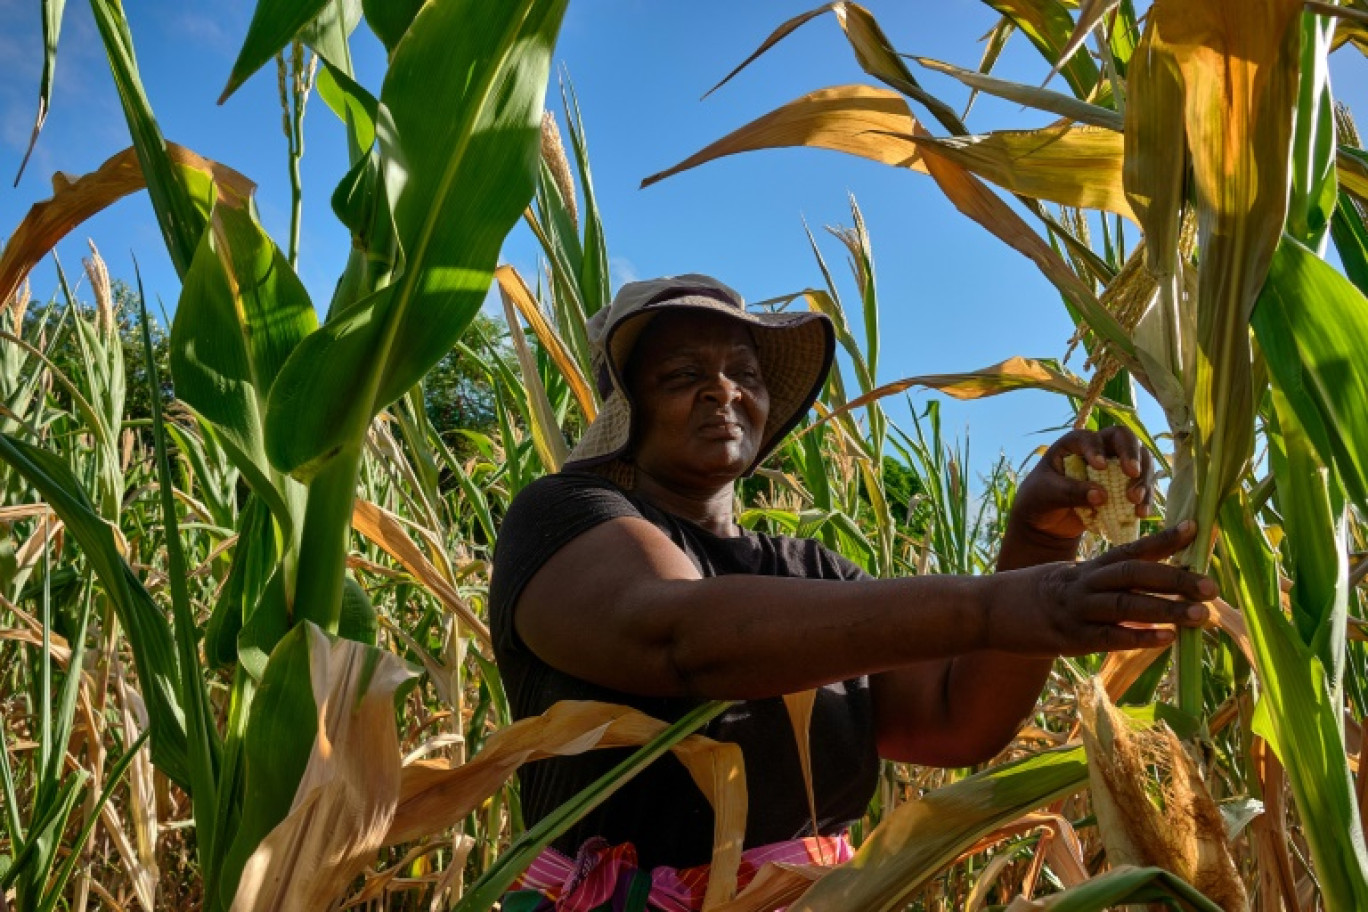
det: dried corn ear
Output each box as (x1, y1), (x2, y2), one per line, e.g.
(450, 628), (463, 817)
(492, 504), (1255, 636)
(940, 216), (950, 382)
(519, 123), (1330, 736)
(1064, 454), (1141, 544)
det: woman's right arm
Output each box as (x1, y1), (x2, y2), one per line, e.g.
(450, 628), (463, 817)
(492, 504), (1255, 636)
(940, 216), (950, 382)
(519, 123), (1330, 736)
(512, 515), (1209, 701)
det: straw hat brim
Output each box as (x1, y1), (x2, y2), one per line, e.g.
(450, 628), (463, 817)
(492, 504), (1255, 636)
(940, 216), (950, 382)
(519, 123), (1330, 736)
(564, 297), (834, 480)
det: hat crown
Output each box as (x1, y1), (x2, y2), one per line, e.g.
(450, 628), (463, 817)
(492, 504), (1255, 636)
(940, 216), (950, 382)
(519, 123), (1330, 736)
(589, 274), (745, 355)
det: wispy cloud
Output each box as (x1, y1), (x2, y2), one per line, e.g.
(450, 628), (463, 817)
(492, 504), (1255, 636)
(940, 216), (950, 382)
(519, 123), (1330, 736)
(168, 9), (237, 57)
(609, 256), (638, 290)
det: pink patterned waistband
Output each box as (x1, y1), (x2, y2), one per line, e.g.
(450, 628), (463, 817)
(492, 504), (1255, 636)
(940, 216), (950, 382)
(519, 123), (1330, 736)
(513, 832), (853, 911)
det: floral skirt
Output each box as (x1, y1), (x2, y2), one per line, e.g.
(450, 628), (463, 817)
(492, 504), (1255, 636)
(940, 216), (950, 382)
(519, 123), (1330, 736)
(499, 833), (852, 912)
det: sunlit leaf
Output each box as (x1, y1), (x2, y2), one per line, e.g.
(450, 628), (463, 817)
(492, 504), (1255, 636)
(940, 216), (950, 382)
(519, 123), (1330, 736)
(170, 202), (315, 531)
(1218, 496), (1368, 910)
(0, 145), (250, 312)
(1253, 237), (1368, 514)
(350, 498), (490, 643)
(221, 0), (333, 103)
(642, 85), (927, 188)
(908, 124), (1134, 220)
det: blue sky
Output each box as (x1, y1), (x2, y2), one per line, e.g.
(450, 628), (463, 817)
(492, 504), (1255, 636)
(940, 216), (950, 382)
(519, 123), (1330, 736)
(3, 0), (1367, 479)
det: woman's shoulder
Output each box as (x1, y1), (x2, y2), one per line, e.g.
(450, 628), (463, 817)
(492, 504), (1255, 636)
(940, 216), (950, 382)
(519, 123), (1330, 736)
(507, 469), (635, 516)
(497, 470), (655, 554)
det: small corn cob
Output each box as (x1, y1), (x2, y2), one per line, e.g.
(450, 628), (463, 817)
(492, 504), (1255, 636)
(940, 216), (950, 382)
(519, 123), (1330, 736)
(1064, 454), (1140, 544)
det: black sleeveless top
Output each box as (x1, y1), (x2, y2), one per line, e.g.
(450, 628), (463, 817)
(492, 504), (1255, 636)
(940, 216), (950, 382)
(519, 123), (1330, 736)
(489, 471), (880, 868)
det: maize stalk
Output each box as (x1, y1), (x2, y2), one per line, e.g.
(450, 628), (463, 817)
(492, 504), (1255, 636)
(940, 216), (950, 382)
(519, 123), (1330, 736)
(1064, 454), (1140, 544)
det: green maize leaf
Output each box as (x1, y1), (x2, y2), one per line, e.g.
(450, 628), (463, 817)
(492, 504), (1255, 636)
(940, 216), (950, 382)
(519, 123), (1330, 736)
(13, 0), (64, 185)
(171, 202), (315, 532)
(912, 56), (1123, 130)
(1252, 236), (1368, 512)
(1044, 0), (1122, 89)
(1267, 388), (1348, 707)
(1287, 12), (1339, 251)
(501, 291), (568, 472)
(203, 669), (252, 904)
(1120, 10), (1187, 413)
(35, 730), (149, 912)
(562, 79), (611, 319)
(1107, 0), (1142, 74)
(220, 0), (334, 103)
(217, 623), (320, 910)
(0, 432), (190, 787)
(316, 60), (377, 160)
(339, 574), (378, 646)
(362, 0), (424, 53)
(1330, 191), (1368, 294)
(164, 416), (237, 530)
(204, 496), (275, 669)
(982, 0), (1103, 101)
(89, 0), (205, 278)
(791, 743), (1089, 911)
(1218, 495), (1368, 909)
(298, 0), (362, 75)
(0, 769), (86, 896)
(1000, 864), (1223, 911)
(237, 566), (292, 681)
(327, 143), (402, 317)
(266, 0), (568, 478)
(961, 15), (1014, 122)
(139, 271), (222, 861)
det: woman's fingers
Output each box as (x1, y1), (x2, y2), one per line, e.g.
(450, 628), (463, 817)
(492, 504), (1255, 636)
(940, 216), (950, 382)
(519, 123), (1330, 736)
(1093, 521), (1198, 566)
(1098, 425), (1144, 478)
(1046, 429), (1109, 472)
(1085, 559), (1217, 602)
(1032, 463), (1103, 508)
(1080, 623), (1176, 653)
(1084, 590), (1209, 627)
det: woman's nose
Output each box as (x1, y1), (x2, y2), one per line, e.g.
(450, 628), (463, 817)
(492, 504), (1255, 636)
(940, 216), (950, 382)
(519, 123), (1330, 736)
(701, 373), (742, 403)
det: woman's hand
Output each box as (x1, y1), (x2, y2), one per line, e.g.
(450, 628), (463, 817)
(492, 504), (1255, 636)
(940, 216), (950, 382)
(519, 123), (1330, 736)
(983, 522), (1214, 656)
(1008, 426), (1155, 549)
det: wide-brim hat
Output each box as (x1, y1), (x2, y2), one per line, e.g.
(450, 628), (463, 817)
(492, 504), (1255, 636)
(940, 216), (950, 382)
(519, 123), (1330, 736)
(564, 274), (835, 482)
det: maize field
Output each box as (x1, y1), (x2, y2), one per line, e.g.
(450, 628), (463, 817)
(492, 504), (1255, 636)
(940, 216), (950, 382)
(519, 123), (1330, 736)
(2, 0), (1368, 910)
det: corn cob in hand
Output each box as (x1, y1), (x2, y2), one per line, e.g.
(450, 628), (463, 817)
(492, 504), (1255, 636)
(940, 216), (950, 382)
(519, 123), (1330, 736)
(1064, 454), (1141, 544)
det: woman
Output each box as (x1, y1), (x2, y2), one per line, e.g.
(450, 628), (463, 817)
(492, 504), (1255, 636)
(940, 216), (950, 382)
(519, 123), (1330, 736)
(491, 275), (1212, 909)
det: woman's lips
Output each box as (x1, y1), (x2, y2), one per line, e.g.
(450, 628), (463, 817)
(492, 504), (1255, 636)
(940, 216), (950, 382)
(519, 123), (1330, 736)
(697, 419), (744, 440)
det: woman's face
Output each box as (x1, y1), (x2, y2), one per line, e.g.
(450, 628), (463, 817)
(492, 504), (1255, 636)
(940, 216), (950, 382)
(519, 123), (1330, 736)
(626, 310), (771, 488)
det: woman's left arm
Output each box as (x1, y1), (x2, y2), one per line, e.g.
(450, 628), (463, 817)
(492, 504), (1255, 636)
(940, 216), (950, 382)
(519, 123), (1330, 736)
(870, 427), (1154, 766)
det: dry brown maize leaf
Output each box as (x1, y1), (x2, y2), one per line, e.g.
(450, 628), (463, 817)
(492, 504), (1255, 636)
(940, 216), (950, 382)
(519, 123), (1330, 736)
(0, 143), (252, 309)
(1150, 0), (1304, 559)
(910, 125), (1134, 220)
(230, 626), (416, 912)
(385, 700), (747, 907)
(642, 85), (927, 188)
